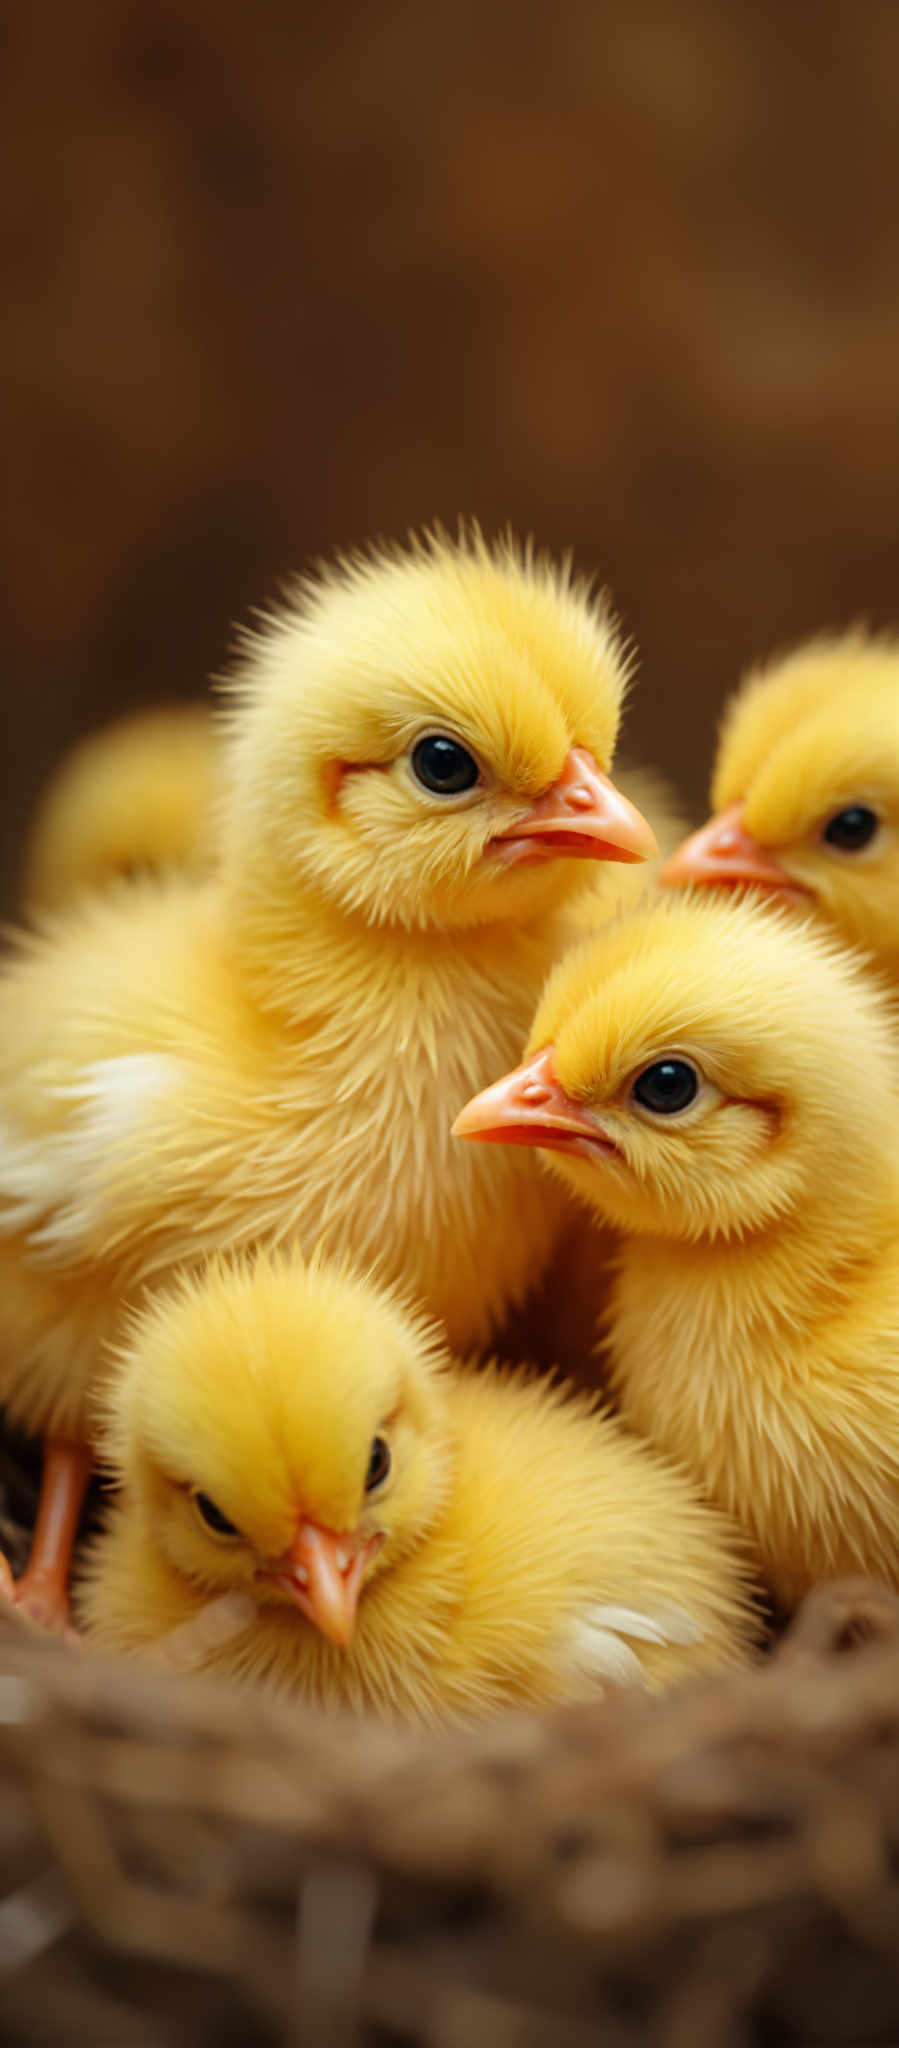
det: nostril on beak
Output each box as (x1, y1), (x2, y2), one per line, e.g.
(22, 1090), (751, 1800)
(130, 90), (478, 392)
(565, 786), (595, 811)
(521, 1082), (552, 1104)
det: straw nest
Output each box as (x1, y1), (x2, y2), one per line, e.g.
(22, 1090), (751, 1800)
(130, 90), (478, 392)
(0, 1578), (897, 2045)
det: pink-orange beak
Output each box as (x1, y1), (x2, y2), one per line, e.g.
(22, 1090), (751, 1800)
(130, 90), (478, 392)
(258, 1518), (382, 1648)
(492, 749), (658, 867)
(659, 803), (811, 904)
(452, 1046), (616, 1162)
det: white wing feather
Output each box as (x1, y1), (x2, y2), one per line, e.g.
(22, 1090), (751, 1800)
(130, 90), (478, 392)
(0, 1056), (181, 1256)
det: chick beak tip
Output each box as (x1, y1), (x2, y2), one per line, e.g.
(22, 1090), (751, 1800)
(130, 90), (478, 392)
(659, 804), (805, 898)
(274, 1519), (374, 1649)
(453, 1049), (609, 1159)
(493, 749), (657, 866)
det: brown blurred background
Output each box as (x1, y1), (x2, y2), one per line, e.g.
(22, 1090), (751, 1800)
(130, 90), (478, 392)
(4, 0), (899, 910)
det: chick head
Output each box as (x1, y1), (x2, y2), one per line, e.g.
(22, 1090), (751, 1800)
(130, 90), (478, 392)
(454, 891), (898, 1241)
(661, 636), (899, 966)
(221, 527), (656, 932)
(23, 705), (217, 912)
(102, 1251), (452, 1648)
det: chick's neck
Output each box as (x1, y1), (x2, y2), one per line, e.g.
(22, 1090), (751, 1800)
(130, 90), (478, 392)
(627, 1146), (899, 1361)
(224, 859), (572, 1029)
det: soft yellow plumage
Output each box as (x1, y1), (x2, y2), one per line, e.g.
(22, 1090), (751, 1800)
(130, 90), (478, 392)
(0, 527), (656, 1623)
(78, 1250), (755, 1719)
(456, 891), (899, 1608)
(22, 705), (217, 912)
(662, 633), (899, 981)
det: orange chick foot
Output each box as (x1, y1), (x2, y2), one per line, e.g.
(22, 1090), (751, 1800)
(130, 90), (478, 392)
(0, 1564), (74, 1637)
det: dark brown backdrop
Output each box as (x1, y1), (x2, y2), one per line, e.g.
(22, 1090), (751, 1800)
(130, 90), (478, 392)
(4, 0), (899, 909)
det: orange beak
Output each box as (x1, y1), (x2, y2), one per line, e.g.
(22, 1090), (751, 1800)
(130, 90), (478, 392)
(492, 749), (658, 867)
(659, 803), (811, 904)
(258, 1518), (381, 1649)
(452, 1046), (616, 1161)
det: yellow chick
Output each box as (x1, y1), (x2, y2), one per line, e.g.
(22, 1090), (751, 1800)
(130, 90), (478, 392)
(455, 892), (899, 1609)
(78, 1250), (755, 1716)
(22, 705), (217, 913)
(0, 527), (656, 1627)
(660, 633), (899, 980)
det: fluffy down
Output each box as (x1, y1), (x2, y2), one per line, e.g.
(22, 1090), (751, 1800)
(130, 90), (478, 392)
(456, 891), (899, 1608)
(0, 527), (654, 1620)
(78, 1251), (756, 1721)
(661, 633), (899, 981)
(22, 705), (218, 912)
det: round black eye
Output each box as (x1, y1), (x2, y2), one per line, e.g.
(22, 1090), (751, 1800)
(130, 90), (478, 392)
(823, 805), (879, 852)
(632, 1059), (699, 1116)
(365, 1437), (391, 1492)
(411, 734), (479, 796)
(194, 1491), (240, 1537)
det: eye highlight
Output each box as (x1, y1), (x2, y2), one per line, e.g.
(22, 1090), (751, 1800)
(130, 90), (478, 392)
(365, 1436), (391, 1492)
(822, 804), (880, 853)
(410, 734), (480, 796)
(194, 1491), (241, 1538)
(631, 1059), (699, 1117)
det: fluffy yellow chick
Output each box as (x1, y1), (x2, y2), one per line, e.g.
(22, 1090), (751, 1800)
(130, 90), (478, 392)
(660, 633), (899, 980)
(455, 892), (899, 1609)
(78, 1251), (755, 1716)
(0, 527), (656, 1626)
(22, 705), (217, 913)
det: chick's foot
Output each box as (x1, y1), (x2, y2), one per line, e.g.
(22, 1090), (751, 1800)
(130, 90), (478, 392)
(0, 1561), (74, 1636)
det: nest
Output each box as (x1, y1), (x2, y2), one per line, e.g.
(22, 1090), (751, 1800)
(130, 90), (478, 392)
(0, 1582), (897, 2045)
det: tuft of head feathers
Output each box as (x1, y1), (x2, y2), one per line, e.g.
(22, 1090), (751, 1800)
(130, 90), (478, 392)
(710, 632), (899, 968)
(97, 1248), (453, 1602)
(217, 524), (635, 935)
(527, 890), (899, 1243)
(23, 706), (217, 913)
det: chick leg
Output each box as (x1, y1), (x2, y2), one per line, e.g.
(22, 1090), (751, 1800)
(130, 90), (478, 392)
(2, 1439), (91, 1633)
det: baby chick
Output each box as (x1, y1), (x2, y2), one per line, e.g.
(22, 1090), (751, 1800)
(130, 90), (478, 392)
(455, 892), (899, 1609)
(78, 1251), (755, 1716)
(0, 527), (655, 1626)
(22, 705), (217, 913)
(660, 633), (899, 979)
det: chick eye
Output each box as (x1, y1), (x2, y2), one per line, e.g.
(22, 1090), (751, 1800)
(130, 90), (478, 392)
(632, 1059), (699, 1116)
(410, 734), (480, 796)
(822, 804), (880, 852)
(194, 1491), (240, 1538)
(364, 1436), (391, 1492)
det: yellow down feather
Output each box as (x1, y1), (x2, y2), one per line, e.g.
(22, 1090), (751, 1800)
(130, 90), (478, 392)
(78, 1250), (756, 1721)
(0, 526), (643, 1457)
(22, 705), (218, 913)
(521, 891), (899, 1607)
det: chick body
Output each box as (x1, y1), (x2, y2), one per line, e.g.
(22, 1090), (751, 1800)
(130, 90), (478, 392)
(457, 893), (899, 1608)
(78, 1252), (755, 1719)
(22, 705), (217, 913)
(0, 874), (567, 1432)
(0, 531), (655, 1621)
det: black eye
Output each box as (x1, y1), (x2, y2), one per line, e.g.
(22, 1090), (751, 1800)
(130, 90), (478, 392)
(632, 1059), (699, 1116)
(194, 1491), (240, 1537)
(411, 734), (480, 796)
(823, 805), (880, 852)
(365, 1437), (391, 1492)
